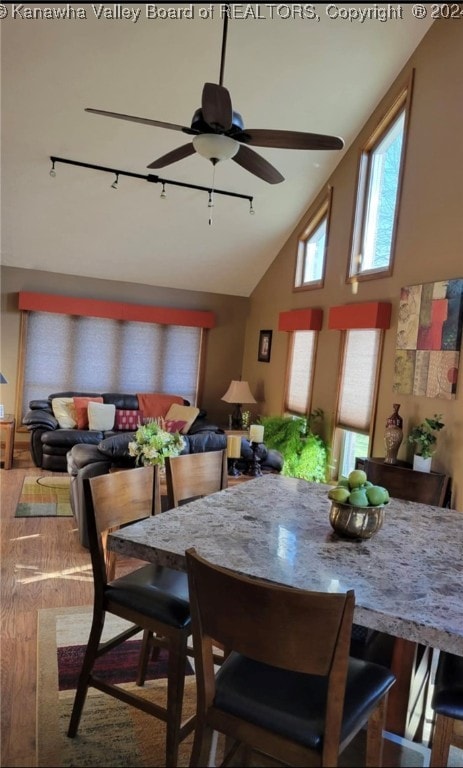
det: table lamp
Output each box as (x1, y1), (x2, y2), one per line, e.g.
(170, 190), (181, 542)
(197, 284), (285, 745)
(221, 380), (256, 429)
(0, 373), (6, 419)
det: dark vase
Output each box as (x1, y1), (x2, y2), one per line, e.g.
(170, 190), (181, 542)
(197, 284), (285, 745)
(384, 404), (403, 464)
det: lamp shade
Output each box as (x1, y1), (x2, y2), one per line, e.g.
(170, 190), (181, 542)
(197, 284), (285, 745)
(221, 380), (256, 405)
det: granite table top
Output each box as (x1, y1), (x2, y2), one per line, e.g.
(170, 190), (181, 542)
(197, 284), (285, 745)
(108, 474), (463, 655)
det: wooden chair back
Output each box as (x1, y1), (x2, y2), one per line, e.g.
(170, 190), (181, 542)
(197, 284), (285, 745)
(85, 466), (157, 583)
(165, 450), (228, 508)
(185, 548), (367, 766)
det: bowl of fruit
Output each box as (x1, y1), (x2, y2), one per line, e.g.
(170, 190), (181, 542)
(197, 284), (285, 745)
(328, 469), (390, 540)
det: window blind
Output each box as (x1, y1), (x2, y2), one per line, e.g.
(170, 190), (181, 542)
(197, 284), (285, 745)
(337, 329), (381, 432)
(22, 312), (202, 417)
(285, 330), (316, 414)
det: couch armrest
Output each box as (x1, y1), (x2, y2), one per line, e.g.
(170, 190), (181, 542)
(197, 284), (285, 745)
(28, 399), (52, 411)
(22, 409), (58, 431)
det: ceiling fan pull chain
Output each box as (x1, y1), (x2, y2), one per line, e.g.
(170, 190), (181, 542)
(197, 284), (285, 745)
(208, 164), (216, 226)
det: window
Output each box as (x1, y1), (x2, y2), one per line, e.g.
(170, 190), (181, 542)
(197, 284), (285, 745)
(284, 330), (317, 415)
(334, 329), (383, 477)
(348, 76), (413, 281)
(20, 312), (203, 420)
(294, 188), (332, 290)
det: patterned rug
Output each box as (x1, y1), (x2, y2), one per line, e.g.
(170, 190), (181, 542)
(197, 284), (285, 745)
(15, 475), (73, 517)
(36, 606), (198, 767)
(36, 607), (462, 767)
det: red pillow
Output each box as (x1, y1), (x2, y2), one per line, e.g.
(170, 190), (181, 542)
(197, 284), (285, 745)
(165, 419), (188, 434)
(73, 397), (103, 429)
(114, 409), (144, 431)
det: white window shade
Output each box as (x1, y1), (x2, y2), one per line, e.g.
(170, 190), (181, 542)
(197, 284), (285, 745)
(337, 329), (381, 432)
(285, 331), (316, 414)
(22, 312), (202, 417)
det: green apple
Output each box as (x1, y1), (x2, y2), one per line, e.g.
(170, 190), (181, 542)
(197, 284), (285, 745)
(348, 469), (367, 489)
(338, 476), (350, 489)
(348, 488), (369, 507)
(366, 485), (388, 506)
(328, 487), (351, 503)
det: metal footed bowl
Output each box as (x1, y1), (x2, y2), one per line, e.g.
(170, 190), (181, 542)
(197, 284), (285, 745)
(329, 501), (386, 540)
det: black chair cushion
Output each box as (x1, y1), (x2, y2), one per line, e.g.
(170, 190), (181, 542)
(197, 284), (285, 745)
(432, 652), (463, 720)
(214, 652), (395, 751)
(107, 564), (191, 629)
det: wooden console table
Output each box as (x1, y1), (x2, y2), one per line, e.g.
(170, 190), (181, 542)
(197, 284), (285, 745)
(0, 414), (15, 470)
(355, 457), (451, 507)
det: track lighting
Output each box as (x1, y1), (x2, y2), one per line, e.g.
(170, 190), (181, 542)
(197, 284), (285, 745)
(249, 200), (255, 215)
(48, 156), (255, 215)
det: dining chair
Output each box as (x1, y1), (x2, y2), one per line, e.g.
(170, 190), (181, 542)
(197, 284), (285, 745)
(429, 650), (463, 767)
(67, 465), (194, 768)
(185, 547), (396, 768)
(165, 448), (228, 508)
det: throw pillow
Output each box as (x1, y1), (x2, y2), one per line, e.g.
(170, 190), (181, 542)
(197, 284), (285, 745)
(51, 397), (77, 429)
(164, 403), (200, 434)
(165, 419), (188, 434)
(73, 396), (104, 430)
(114, 409), (144, 431)
(88, 401), (116, 431)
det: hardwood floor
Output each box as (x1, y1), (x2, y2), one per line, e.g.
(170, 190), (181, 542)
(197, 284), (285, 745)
(1, 448), (95, 766)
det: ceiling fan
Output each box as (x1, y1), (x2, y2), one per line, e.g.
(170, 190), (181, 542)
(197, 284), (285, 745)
(85, 13), (344, 185)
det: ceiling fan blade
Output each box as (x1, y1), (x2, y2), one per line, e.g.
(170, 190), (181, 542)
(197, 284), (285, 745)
(201, 83), (232, 131)
(85, 108), (197, 135)
(232, 144), (284, 185)
(235, 128), (344, 151)
(147, 142), (196, 169)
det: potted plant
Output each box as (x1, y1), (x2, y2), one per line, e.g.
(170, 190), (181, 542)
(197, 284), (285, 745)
(407, 414), (445, 472)
(258, 409), (328, 483)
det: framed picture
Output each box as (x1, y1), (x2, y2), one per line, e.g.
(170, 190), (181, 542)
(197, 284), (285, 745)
(258, 330), (272, 363)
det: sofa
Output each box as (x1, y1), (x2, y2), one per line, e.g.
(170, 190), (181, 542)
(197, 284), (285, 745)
(67, 431), (284, 547)
(23, 391), (217, 471)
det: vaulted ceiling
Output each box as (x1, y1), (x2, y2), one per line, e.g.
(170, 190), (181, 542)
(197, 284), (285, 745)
(1, 5), (433, 296)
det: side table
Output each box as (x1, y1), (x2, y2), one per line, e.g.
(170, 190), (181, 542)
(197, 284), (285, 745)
(0, 414), (16, 470)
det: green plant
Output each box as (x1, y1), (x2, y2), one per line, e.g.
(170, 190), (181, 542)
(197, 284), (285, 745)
(128, 419), (185, 467)
(407, 414), (445, 459)
(258, 410), (328, 483)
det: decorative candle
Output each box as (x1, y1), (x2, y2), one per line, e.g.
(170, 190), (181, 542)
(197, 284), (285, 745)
(227, 435), (242, 459)
(249, 424), (264, 443)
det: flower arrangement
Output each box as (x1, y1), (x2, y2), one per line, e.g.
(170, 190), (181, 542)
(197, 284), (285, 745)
(407, 414), (445, 459)
(128, 418), (185, 467)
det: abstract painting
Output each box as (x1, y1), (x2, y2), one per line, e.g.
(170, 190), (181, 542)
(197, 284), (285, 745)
(393, 278), (463, 399)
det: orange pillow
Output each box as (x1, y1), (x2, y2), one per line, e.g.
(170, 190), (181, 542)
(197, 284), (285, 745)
(73, 396), (103, 429)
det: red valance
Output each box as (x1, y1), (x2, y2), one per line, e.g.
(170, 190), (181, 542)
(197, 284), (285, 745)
(328, 302), (391, 330)
(278, 308), (323, 332)
(18, 291), (215, 328)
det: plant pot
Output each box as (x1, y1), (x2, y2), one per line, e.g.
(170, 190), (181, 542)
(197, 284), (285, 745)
(413, 454), (432, 473)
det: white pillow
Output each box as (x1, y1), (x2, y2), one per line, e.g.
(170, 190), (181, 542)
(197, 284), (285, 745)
(51, 397), (77, 429)
(87, 402), (116, 431)
(164, 403), (200, 434)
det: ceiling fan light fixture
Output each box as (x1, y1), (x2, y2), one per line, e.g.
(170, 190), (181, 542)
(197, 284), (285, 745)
(192, 133), (239, 162)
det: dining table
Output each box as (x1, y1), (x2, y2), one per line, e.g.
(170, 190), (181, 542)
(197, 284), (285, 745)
(107, 473), (463, 738)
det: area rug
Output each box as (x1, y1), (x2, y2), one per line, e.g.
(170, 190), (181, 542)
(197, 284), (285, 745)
(36, 606), (197, 767)
(37, 606), (463, 768)
(15, 475), (73, 517)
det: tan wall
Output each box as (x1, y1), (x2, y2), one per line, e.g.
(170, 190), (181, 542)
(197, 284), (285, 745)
(0, 266), (249, 437)
(241, 18), (463, 510)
